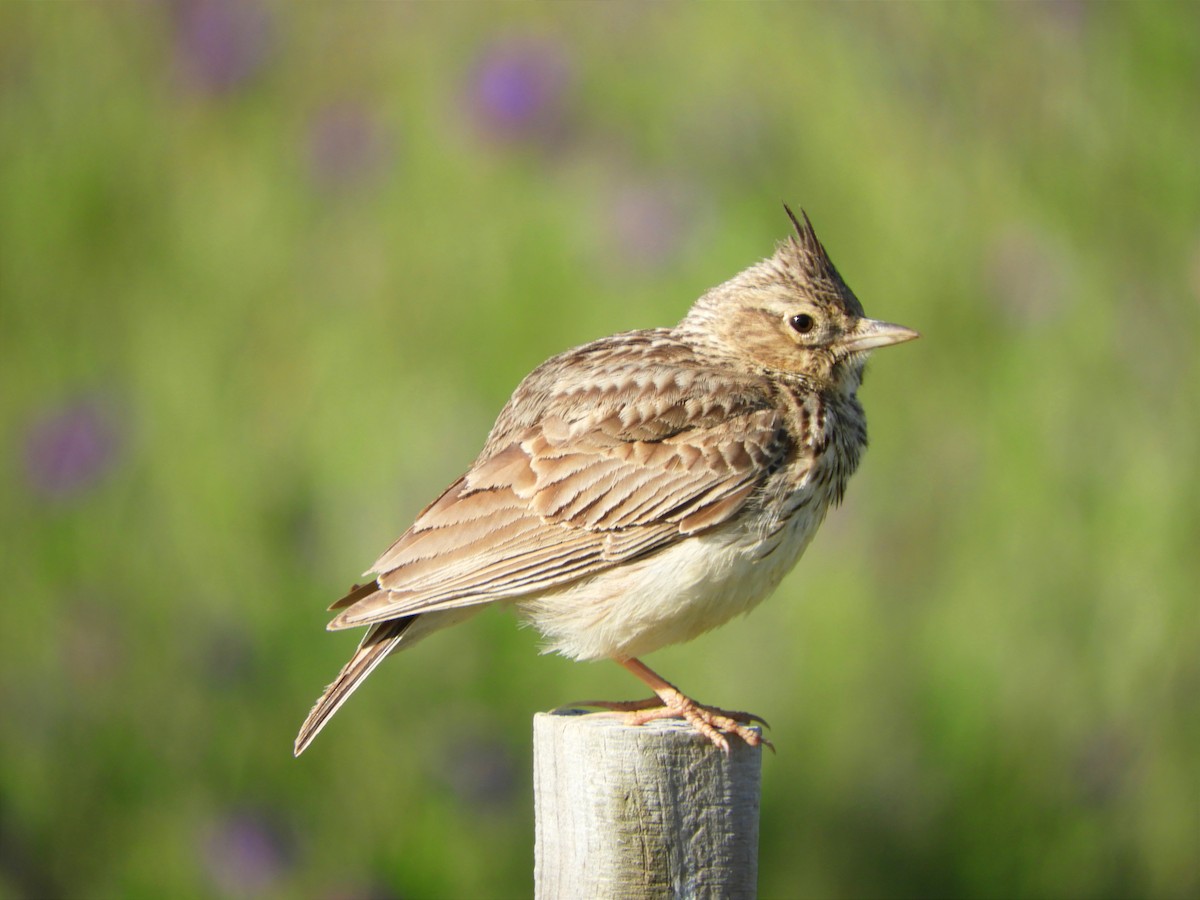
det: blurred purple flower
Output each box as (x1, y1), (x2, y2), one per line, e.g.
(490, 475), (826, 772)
(203, 811), (291, 897)
(23, 397), (121, 500)
(201, 624), (257, 689)
(1189, 230), (1200, 305)
(1113, 284), (1177, 395)
(604, 182), (697, 272)
(322, 881), (402, 900)
(1024, 0), (1089, 37)
(306, 103), (391, 191)
(440, 735), (519, 812)
(984, 225), (1074, 329)
(61, 598), (125, 687)
(174, 0), (271, 96)
(465, 35), (573, 147)
(1073, 727), (1134, 807)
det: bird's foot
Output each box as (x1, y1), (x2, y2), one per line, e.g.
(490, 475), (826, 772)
(625, 689), (773, 755)
(562, 694), (771, 754)
(564, 695), (769, 726)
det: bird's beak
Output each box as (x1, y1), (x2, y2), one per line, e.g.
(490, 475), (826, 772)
(838, 318), (920, 354)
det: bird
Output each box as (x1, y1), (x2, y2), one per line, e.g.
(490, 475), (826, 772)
(294, 205), (917, 756)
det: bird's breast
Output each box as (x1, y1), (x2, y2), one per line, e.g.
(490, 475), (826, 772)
(517, 491), (830, 662)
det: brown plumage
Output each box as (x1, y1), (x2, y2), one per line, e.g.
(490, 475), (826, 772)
(294, 206), (917, 755)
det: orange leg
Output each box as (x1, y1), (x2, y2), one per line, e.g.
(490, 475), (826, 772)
(565, 658), (770, 754)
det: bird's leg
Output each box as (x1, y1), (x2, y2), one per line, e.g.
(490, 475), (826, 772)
(558, 660), (770, 751)
(614, 657), (771, 754)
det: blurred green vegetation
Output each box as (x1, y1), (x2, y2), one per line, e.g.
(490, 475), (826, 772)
(2, 2), (1198, 898)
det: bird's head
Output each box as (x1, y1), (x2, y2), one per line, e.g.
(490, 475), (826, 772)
(680, 205), (918, 393)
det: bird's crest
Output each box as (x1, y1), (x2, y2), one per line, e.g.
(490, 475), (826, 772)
(772, 203), (862, 316)
(781, 203), (840, 284)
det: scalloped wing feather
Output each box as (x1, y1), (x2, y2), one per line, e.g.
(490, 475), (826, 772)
(327, 387), (791, 631)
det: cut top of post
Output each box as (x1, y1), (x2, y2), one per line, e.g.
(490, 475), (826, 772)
(533, 711), (762, 899)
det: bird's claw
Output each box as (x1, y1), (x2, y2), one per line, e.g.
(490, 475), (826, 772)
(625, 701), (772, 755)
(558, 695), (771, 754)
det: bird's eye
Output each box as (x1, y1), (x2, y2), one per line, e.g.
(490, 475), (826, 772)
(790, 313), (816, 334)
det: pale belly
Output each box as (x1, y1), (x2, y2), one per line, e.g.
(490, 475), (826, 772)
(517, 504), (828, 661)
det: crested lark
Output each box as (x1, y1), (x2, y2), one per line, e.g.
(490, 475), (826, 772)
(295, 206), (917, 755)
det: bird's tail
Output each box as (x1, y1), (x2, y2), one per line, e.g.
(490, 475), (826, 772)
(293, 617), (415, 756)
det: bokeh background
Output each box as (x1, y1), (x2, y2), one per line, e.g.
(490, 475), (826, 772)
(2, 2), (1197, 898)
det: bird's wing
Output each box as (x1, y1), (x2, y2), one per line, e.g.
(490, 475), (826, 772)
(328, 390), (792, 630)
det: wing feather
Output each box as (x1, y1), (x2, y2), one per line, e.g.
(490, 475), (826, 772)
(329, 338), (793, 631)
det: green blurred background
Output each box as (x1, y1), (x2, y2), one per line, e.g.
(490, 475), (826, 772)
(2, 2), (1197, 898)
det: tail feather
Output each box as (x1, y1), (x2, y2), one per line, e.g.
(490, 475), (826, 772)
(293, 617), (415, 756)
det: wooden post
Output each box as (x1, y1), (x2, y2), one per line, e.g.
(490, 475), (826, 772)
(533, 710), (762, 899)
